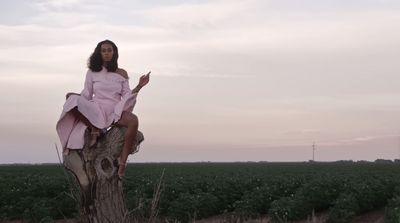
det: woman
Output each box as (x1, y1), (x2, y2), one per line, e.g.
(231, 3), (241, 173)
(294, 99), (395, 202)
(56, 39), (150, 178)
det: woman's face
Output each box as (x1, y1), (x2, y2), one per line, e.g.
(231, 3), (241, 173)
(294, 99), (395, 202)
(100, 43), (114, 62)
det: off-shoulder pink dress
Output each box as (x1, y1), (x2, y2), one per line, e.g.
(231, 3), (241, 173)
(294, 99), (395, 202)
(56, 67), (137, 151)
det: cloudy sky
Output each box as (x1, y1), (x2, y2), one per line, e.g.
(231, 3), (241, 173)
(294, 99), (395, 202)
(1, 0), (400, 163)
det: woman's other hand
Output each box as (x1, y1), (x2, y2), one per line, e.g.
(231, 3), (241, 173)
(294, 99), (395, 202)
(66, 92), (80, 100)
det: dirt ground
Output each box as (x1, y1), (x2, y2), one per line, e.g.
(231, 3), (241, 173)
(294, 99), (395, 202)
(2, 209), (385, 223)
(351, 208), (385, 223)
(195, 208), (385, 223)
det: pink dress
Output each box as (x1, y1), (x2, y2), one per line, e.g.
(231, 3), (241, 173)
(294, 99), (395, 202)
(56, 67), (137, 151)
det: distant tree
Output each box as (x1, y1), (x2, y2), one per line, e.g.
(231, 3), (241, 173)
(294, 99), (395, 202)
(356, 160), (370, 163)
(374, 159), (393, 164)
(335, 160), (354, 163)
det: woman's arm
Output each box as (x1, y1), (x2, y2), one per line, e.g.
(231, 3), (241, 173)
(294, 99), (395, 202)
(131, 71), (151, 94)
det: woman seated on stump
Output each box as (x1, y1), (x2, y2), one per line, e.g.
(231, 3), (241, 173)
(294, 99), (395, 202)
(56, 39), (150, 178)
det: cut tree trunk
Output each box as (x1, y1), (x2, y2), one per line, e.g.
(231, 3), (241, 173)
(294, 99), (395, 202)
(63, 126), (143, 223)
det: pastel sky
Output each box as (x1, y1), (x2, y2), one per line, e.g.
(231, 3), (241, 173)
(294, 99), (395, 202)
(1, 0), (400, 163)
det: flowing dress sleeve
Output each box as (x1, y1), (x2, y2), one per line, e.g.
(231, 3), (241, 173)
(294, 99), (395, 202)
(113, 78), (138, 123)
(80, 70), (93, 100)
(56, 70), (95, 150)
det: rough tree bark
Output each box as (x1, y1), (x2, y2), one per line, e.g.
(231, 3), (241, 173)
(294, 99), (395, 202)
(62, 126), (143, 223)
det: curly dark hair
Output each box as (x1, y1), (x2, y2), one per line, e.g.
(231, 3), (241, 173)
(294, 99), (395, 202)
(87, 39), (119, 72)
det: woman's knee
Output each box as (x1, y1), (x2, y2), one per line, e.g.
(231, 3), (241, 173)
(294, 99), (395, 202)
(122, 112), (138, 127)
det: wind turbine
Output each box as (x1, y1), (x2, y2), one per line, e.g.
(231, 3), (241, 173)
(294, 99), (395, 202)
(312, 141), (316, 162)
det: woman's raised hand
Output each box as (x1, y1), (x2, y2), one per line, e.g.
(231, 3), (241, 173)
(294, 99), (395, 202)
(138, 71), (151, 88)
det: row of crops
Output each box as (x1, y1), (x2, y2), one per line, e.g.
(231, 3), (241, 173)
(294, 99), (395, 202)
(1, 162), (400, 222)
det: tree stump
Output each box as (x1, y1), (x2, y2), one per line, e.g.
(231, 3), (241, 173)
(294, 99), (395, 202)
(63, 126), (143, 223)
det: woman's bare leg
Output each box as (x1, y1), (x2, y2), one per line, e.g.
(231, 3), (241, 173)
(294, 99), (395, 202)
(115, 111), (139, 177)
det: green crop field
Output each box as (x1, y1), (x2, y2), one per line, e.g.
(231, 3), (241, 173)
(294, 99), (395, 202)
(1, 162), (400, 222)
